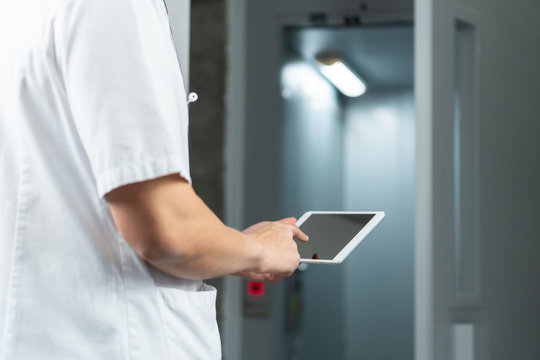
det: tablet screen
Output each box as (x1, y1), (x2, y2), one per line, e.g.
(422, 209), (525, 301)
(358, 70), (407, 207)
(297, 213), (375, 260)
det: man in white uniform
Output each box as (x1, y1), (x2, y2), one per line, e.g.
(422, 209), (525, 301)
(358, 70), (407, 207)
(0, 0), (307, 359)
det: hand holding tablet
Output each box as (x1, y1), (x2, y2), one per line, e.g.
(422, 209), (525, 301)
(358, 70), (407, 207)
(295, 211), (385, 264)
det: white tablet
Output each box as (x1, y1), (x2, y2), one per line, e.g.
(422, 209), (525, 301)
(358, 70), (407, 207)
(296, 211), (385, 264)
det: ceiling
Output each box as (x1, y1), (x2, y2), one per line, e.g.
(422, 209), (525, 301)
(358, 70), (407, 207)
(284, 24), (414, 89)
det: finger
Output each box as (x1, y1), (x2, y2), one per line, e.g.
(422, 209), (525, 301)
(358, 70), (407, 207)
(241, 272), (285, 283)
(265, 274), (284, 284)
(290, 225), (309, 242)
(236, 271), (268, 282)
(276, 217), (297, 225)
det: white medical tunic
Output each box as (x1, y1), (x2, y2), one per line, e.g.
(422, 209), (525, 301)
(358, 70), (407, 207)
(0, 0), (221, 359)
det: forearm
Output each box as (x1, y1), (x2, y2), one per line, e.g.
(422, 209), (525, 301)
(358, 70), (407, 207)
(145, 209), (265, 280)
(107, 175), (266, 279)
(107, 174), (304, 281)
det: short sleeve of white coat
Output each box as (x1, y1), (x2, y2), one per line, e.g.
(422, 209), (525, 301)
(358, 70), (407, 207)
(55, 0), (191, 197)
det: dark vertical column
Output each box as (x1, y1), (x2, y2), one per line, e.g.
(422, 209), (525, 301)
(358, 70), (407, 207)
(189, 0), (226, 340)
(189, 0), (226, 220)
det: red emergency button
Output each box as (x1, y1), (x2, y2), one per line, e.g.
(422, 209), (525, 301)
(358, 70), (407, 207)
(247, 281), (265, 297)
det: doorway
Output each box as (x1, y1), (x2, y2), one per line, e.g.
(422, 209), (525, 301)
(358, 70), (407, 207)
(226, 1), (415, 359)
(277, 23), (415, 360)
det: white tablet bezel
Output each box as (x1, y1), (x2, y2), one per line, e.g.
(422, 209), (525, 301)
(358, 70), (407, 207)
(296, 211), (385, 264)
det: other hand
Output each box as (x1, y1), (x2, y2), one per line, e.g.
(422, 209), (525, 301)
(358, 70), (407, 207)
(238, 217), (308, 280)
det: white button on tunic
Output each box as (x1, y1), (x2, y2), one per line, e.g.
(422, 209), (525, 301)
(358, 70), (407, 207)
(0, 0), (220, 359)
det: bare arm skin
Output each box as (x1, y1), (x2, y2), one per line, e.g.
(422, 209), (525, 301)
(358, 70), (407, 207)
(105, 174), (308, 280)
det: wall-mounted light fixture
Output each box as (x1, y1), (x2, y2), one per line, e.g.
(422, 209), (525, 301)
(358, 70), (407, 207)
(316, 55), (367, 97)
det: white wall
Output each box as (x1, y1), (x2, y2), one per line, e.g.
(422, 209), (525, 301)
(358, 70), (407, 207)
(343, 89), (415, 359)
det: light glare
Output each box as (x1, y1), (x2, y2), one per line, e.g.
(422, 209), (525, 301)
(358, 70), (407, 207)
(281, 62), (335, 109)
(319, 61), (366, 97)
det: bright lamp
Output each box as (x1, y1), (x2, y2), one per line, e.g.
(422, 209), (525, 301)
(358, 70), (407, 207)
(316, 56), (367, 97)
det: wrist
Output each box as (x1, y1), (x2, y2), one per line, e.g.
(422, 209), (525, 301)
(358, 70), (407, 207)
(242, 233), (266, 273)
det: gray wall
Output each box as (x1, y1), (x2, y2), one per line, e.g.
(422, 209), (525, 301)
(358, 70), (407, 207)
(415, 0), (540, 357)
(280, 59), (343, 216)
(455, 1), (540, 357)
(472, 4), (540, 357)
(343, 89), (415, 359)
(242, 52), (346, 360)
(477, 3), (540, 356)
(279, 56), (345, 360)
